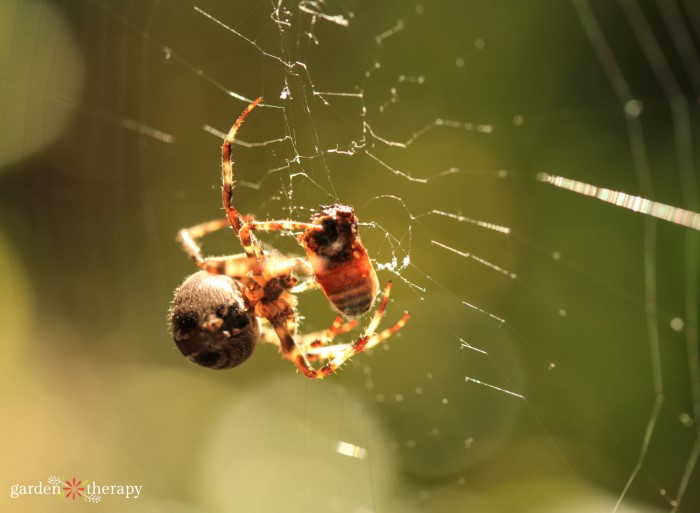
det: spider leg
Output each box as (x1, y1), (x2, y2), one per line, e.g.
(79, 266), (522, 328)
(221, 97), (263, 235)
(257, 297), (334, 378)
(260, 315), (358, 358)
(272, 322), (337, 379)
(302, 281), (410, 365)
(295, 316), (359, 361)
(262, 256), (314, 280)
(272, 291), (410, 378)
(303, 315), (357, 342)
(290, 278), (320, 294)
(304, 304), (411, 361)
(177, 218), (256, 279)
(356, 309), (411, 351)
(363, 280), (393, 336)
(303, 312), (405, 359)
(355, 280), (410, 352)
(284, 280), (393, 345)
(178, 217), (230, 241)
(306, 309), (410, 368)
(304, 343), (351, 361)
(239, 220), (322, 261)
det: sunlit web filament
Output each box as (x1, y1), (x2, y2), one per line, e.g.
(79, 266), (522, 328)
(460, 338), (487, 355)
(375, 18), (405, 44)
(464, 376), (524, 399)
(203, 124), (291, 148)
(335, 441), (367, 459)
(432, 241), (515, 279)
(537, 173), (700, 231)
(365, 118), (493, 150)
(194, 6), (293, 70)
(429, 210), (511, 235)
(298, 2), (350, 27)
(313, 91), (363, 98)
(365, 151), (428, 183)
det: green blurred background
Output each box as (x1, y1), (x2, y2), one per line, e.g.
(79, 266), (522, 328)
(1, 0), (699, 511)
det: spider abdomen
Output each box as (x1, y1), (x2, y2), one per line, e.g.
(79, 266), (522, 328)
(301, 204), (380, 317)
(170, 271), (260, 369)
(311, 252), (379, 317)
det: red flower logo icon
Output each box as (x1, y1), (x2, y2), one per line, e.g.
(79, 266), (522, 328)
(62, 477), (85, 500)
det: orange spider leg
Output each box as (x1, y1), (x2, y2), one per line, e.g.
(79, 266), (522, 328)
(290, 278), (320, 294)
(358, 281), (411, 352)
(222, 97), (263, 235)
(305, 280), (409, 359)
(262, 316), (359, 349)
(274, 281), (409, 378)
(304, 343), (349, 361)
(357, 310), (411, 351)
(273, 323), (337, 379)
(261, 315), (360, 361)
(363, 280), (393, 336)
(239, 220), (322, 261)
(329, 315), (359, 337)
(298, 315), (360, 361)
(305, 311), (410, 362)
(263, 256), (314, 280)
(177, 218), (256, 278)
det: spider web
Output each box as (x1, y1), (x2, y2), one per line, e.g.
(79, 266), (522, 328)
(0, 0), (699, 512)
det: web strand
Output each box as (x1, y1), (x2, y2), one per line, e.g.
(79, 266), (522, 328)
(547, 14), (700, 502)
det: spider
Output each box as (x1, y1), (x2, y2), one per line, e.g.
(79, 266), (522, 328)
(169, 97), (410, 378)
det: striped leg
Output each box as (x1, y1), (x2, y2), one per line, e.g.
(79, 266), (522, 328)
(221, 97), (263, 235)
(363, 280), (393, 337)
(273, 322), (338, 379)
(305, 281), (409, 360)
(263, 299), (333, 379)
(291, 278), (320, 294)
(177, 218), (255, 278)
(260, 316), (358, 351)
(296, 316), (360, 361)
(274, 281), (411, 378)
(263, 256), (314, 280)
(358, 309), (411, 351)
(305, 310), (410, 364)
(308, 315), (360, 344)
(239, 220), (322, 261)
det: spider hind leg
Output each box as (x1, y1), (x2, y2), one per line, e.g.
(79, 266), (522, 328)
(275, 281), (411, 378)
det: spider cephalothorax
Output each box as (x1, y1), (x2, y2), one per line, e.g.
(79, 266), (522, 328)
(170, 98), (409, 378)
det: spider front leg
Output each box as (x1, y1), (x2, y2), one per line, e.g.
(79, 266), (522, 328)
(177, 218), (258, 279)
(290, 278), (320, 295)
(239, 220), (322, 261)
(221, 97), (263, 235)
(262, 256), (314, 281)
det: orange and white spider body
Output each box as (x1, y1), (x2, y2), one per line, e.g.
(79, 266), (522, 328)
(299, 204), (380, 318)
